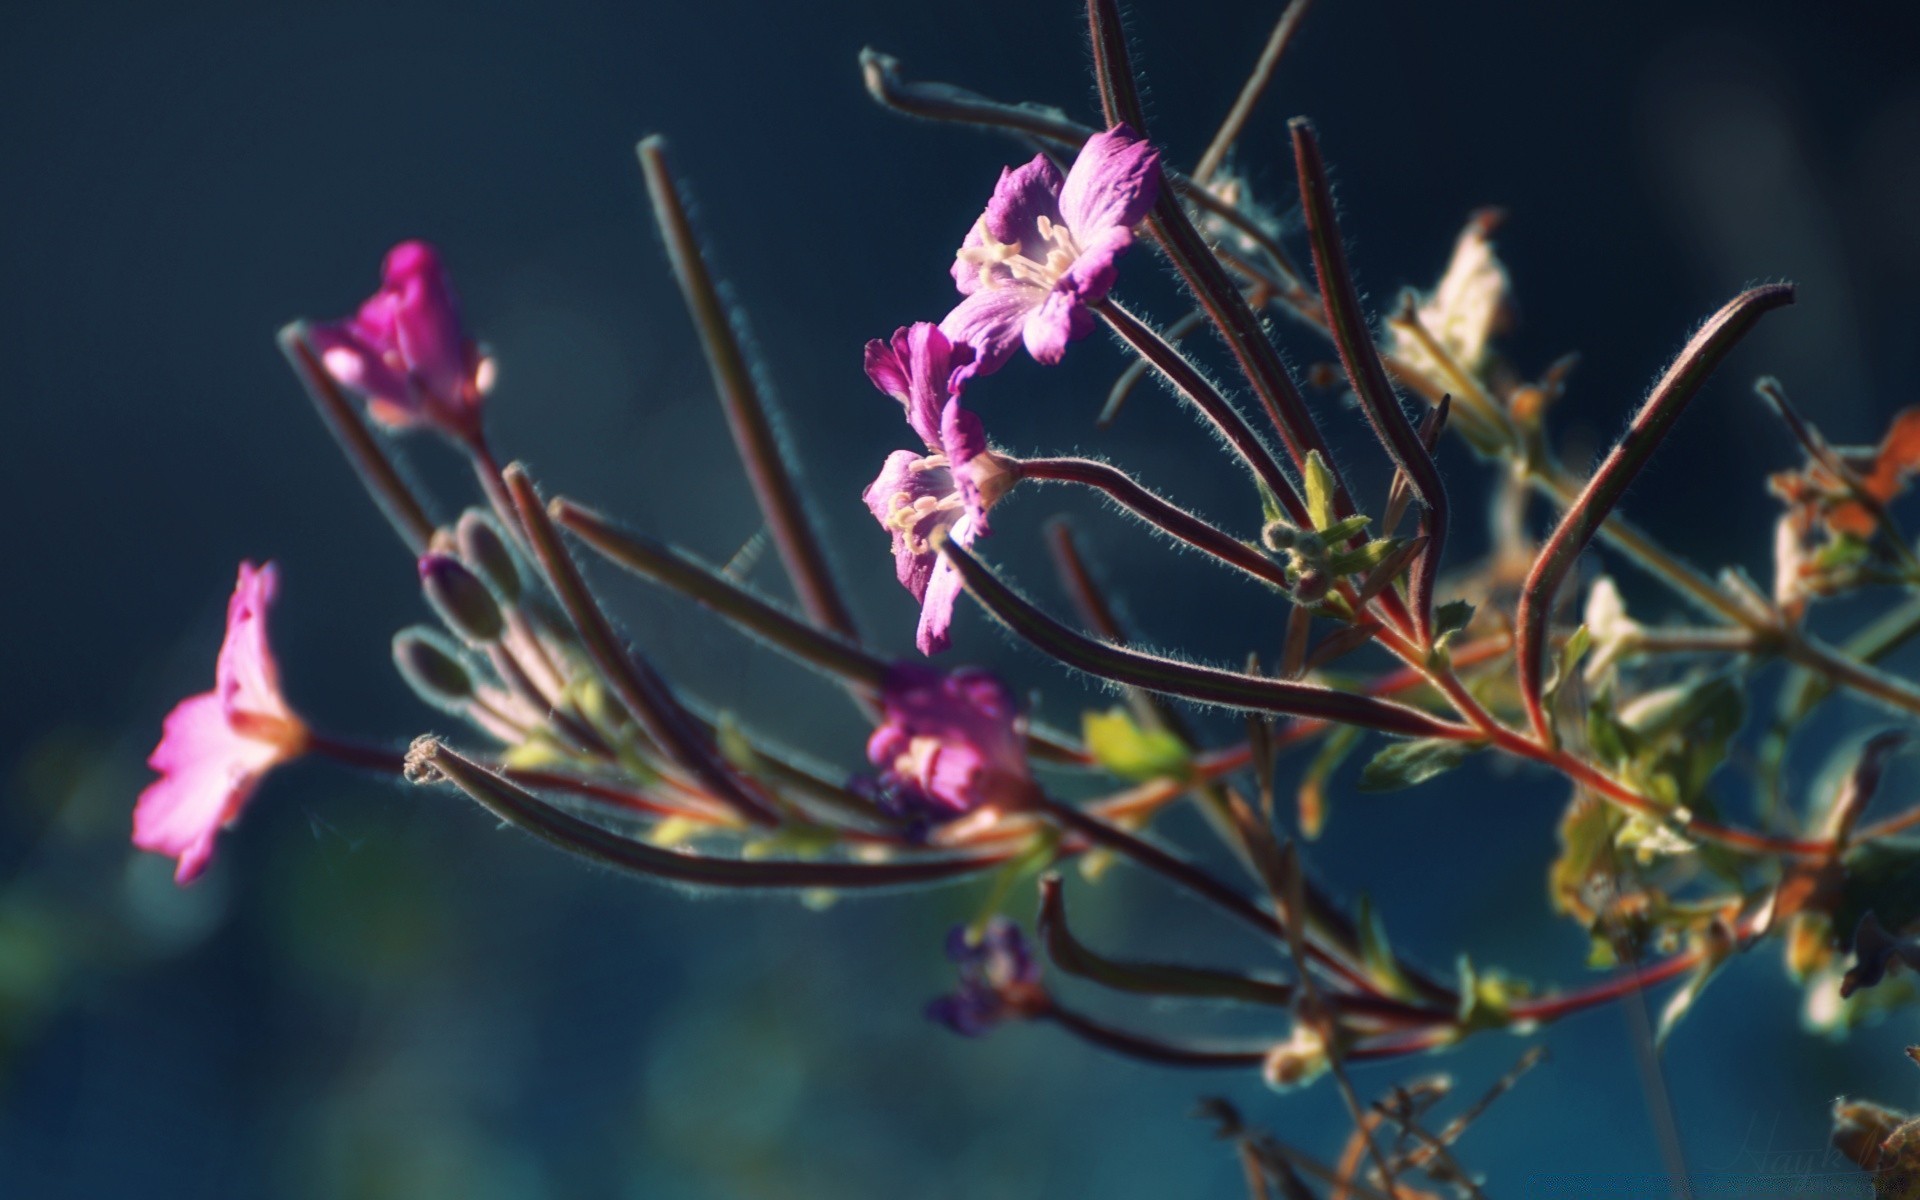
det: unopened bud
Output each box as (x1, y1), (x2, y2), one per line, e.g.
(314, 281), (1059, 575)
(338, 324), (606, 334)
(420, 554), (504, 643)
(456, 509), (521, 602)
(394, 627), (476, 711)
(1291, 569), (1329, 605)
(1261, 520), (1298, 552)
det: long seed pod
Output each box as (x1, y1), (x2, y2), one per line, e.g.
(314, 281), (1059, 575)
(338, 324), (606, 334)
(1290, 118), (1448, 643)
(936, 534), (1474, 739)
(412, 739), (1009, 888)
(553, 497), (888, 689)
(1016, 456), (1291, 588)
(504, 464), (784, 826)
(278, 323), (436, 554)
(1515, 284), (1795, 739)
(637, 137), (862, 648)
(1083, 0), (1355, 521)
(1038, 874), (1297, 1007)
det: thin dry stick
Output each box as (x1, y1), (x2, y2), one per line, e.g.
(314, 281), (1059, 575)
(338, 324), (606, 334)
(1193, 0), (1316, 185)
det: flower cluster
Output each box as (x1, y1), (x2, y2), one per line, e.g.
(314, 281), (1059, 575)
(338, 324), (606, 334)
(124, 11), (1920, 1192)
(862, 126), (1158, 651)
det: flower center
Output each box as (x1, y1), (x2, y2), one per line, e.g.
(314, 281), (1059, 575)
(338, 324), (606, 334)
(883, 457), (964, 555)
(958, 215), (1082, 292)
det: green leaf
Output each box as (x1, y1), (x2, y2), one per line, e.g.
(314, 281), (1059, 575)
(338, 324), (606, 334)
(1304, 450), (1338, 530)
(1257, 477), (1286, 528)
(1545, 624), (1593, 704)
(1585, 688), (1637, 768)
(1082, 707), (1193, 782)
(715, 711), (760, 775)
(1549, 795), (1617, 918)
(1357, 737), (1483, 792)
(1433, 599), (1475, 642)
(1356, 895), (1417, 1001)
(1453, 955), (1523, 1033)
(1297, 725), (1362, 838)
(1317, 515), (1372, 546)
(1328, 536), (1400, 577)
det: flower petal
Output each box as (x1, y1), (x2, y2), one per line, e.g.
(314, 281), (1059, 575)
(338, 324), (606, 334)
(383, 241), (473, 404)
(134, 693), (277, 883)
(1058, 125), (1161, 239)
(1021, 288), (1095, 365)
(941, 286), (1041, 385)
(865, 323), (973, 450)
(916, 554), (965, 655)
(951, 156), (1066, 296)
(217, 562), (293, 722)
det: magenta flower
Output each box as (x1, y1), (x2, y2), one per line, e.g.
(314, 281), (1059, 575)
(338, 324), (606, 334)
(862, 323), (1013, 655)
(133, 563), (309, 884)
(927, 919), (1047, 1037)
(940, 125), (1160, 381)
(865, 662), (1031, 824)
(308, 241), (491, 440)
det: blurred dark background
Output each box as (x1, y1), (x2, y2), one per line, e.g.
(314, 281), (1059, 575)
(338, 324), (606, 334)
(6, 0), (1920, 1195)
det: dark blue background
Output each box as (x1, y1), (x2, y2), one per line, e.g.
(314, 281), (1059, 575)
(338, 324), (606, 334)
(6, 0), (1920, 1194)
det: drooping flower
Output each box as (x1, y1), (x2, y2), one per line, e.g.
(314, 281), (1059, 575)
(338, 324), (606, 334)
(940, 125), (1160, 381)
(308, 241), (491, 440)
(862, 323), (1013, 655)
(926, 918), (1047, 1037)
(865, 662), (1030, 824)
(133, 563), (309, 884)
(1389, 209), (1512, 377)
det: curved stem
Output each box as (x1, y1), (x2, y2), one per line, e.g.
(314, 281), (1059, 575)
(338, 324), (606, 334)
(1016, 456), (1290, 589)
(1096, 300), (1307, 526)
(1041, 1002), (1267, 1068)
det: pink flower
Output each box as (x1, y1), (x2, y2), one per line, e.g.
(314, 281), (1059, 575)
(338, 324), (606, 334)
(134, 563), (309, 884)
(308, 241), (490, 440)
(861, 324), (1013, 655)
(865, 663), (1031, 823)
(940, 125), (1160, 382)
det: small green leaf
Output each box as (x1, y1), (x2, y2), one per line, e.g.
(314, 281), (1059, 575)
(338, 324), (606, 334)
(1454, 955), (1529, 1033)
(1358, 737), (1483, 792)
(715, 711), (760, 775)
(1083, 707), (1192, 782)
(1586, 689), (1637, 768)
(1304, 450), (1338, 530)
(1433, 599), (1475, 642)
(1297, 725), (1362, 838)
(1328, 537), (1400, 577)
(1545, 624), (1593, 703)
(1356, 894), (1417, 1000)
(1257, 477), (1286, 528)
(1318, 515), (1372, 546)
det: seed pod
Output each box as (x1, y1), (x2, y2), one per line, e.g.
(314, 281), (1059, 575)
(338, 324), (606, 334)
(393, 627), (476, 711)
(456, 509), (521, 602)
(420, 553), (504, 644)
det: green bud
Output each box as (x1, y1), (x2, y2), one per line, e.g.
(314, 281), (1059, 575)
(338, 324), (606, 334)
(457, 509), (522, 602)
(393, 628), (476, 711)
(420, 553), (504, 644)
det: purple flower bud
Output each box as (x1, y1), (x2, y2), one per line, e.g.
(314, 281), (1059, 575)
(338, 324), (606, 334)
(927, 918), (1045, 1037)
(307, 241), (490, 441)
